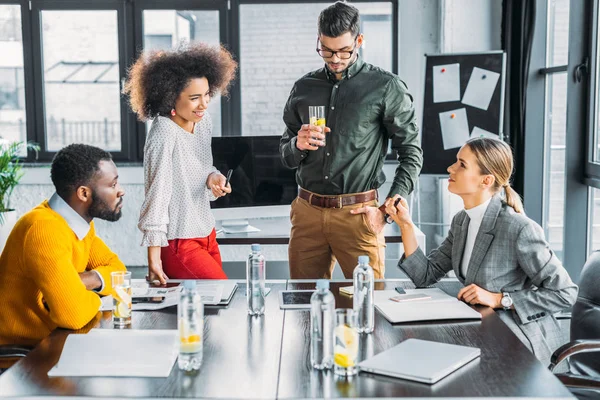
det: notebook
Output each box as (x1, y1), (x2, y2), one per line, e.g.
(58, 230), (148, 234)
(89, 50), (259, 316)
(48, 329), (178, 377)
(358, 338), (480, 384)
(374, 288), (482, 323)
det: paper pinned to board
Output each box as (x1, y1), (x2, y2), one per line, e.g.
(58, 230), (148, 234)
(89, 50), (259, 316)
(461, 67), (500, 110)
(470, 126), (497, 139)
(48, 329), (178, 377)
(439, 108), (470, 150)
(433, 63), (461, 103)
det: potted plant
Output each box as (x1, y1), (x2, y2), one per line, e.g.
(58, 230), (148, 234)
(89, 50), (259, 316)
(0, 141), (39, 252)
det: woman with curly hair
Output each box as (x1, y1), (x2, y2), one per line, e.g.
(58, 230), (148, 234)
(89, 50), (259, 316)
(123, 43), (237, 283)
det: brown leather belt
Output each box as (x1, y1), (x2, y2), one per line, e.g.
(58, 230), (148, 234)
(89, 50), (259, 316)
(298, 188), (377, 209)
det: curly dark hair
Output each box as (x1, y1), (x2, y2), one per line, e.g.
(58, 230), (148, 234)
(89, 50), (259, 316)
(123, 42), (238, 121)
(51, 144), (113, 198)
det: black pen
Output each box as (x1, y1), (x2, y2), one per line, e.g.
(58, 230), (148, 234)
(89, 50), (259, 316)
(225, 169), (233, 187)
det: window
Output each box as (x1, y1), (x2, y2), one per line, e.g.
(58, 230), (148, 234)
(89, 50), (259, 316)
(11, 0), (396, 160)
(589, 188), (600, 252)
(141, 9), (223, 136)
(238, 2), (394, 136)
(593, 1), (600, 163)
(587, 1), (600, 253)
(541, 0), (569, 259)
(0, 4), (26, 145)
(39, 10), (122, 151)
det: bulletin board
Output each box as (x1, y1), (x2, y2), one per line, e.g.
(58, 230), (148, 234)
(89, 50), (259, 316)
(421, 51), (506, 174)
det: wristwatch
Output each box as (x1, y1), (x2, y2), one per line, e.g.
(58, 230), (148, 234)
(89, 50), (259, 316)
(500, 292), (513, 310)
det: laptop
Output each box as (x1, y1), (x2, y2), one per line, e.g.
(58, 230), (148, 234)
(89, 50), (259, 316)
(358, 338), (480, 384)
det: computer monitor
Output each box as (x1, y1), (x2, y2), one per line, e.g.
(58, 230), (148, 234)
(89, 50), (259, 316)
(210, 135), (298, 232)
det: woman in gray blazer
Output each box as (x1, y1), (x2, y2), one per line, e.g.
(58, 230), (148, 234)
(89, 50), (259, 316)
(385, 137), (578, 367)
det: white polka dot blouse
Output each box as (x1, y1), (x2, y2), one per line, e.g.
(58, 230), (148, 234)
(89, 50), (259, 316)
(138, 115), (218, 247)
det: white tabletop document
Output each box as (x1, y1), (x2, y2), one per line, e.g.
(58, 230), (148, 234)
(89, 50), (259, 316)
(359, 338), (481, 384)
(374, 288), (482, 323)
(48, 329), (178, 377)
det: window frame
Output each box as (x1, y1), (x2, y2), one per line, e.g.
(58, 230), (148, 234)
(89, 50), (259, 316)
(13, 0), (397, 162)
(132, 0), (231, 158)
(29, 0), (134, 162)
(560, 0), (595, 279)
(0, 0), (37, 161)
(526, 0), (594, 280)
(229, 0), (398, 139)
(584, 0), (600, 185)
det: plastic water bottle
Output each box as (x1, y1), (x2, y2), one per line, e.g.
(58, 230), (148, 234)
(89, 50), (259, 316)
(247, 243), (266, 316)
(178, 280), (203, 371)
(310, 279), (335, 369)
(353, 255), (374, 333)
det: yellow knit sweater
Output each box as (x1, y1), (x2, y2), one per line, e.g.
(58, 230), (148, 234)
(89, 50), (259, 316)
(0, 201), (126, 346)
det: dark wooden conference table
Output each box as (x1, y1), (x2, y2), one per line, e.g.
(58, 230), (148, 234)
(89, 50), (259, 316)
(0, 279), (574, 399)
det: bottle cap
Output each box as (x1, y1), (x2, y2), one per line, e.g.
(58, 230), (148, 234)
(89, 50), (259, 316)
(316, 279), (329, 290)
(251, 244), (261, 251)
(183, 280), (196, 290)
(358, 255), (369, 264)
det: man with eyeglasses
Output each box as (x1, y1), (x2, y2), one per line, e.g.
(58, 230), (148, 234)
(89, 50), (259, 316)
(280, 1), (422, 279)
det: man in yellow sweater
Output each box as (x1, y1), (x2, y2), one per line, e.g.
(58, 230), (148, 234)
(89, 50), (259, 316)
(0, 144), (126, 347)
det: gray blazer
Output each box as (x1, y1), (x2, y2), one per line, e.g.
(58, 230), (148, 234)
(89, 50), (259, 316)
(399, 195), (578, 367)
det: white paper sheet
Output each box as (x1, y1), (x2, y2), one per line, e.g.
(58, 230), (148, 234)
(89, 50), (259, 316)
(48, 329), (178, 377)
(374, 288), (458, 304)
(195, 283), (224, 305)
(439, 108), (470, 150)
(461, 67), (500, 110)
(374, 289), (481, 324)
(470, 126), (497, 139)
(433, 63), (461, 103)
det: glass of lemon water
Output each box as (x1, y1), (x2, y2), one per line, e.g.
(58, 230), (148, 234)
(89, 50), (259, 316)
(111, 271), (132, 328)
(333, 308), (359, 376)
(309, 106), (327, 146)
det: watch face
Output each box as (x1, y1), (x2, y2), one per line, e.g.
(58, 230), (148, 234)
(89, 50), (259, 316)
(501, 296), (512, 307)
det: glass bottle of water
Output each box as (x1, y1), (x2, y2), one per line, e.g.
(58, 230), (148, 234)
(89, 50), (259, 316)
(353, 255), (374, 334)
(310, 279), (335, 369)
(246, 243), (266, 316)
(178, 280), (203, 371)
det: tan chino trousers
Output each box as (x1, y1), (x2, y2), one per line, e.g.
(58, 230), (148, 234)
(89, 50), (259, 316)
(288, 196), (386, 279)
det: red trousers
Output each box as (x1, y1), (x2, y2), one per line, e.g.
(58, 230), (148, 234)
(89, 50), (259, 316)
(161, 229), (228, 279)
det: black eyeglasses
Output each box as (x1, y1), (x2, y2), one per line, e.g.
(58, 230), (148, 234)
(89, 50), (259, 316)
(315, 37), (358, 60)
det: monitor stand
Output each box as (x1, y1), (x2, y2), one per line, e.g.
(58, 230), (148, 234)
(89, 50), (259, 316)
(221, 219), (261, 234)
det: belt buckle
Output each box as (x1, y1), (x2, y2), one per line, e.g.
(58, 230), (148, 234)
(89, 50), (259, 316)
(336, 196), (343, 209)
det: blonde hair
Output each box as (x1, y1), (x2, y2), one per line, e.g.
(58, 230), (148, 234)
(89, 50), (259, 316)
(465, 137), (524, 214)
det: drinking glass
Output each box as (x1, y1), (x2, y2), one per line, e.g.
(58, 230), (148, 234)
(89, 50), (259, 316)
(333, 308), (359, 376)
(111, 271), (132, 327)
(309, 106), (327, 146)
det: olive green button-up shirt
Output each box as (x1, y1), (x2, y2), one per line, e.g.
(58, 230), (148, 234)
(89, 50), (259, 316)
(280, 56), (423, 198)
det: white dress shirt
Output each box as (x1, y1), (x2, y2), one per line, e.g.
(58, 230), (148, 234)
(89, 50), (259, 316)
(138, 115), (218, 247)
(460, 197), (492, 279)
(48, 192), (105, 292)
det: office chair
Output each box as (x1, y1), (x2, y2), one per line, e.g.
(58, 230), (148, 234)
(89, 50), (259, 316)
(549, 251), (600, 399)
(0, 344), (32, 373)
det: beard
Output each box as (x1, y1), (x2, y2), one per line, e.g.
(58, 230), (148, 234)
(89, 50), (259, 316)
(89, 191), (123, 222)
(325, 55), (357, 75)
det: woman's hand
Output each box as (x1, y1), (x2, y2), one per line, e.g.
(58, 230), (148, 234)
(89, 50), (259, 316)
(147, 246), (168, 285)
(206, 172), (232, 198)
(457, 284), (503, 308)
(384, 194), (412, 227)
